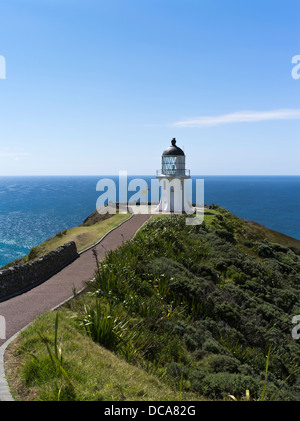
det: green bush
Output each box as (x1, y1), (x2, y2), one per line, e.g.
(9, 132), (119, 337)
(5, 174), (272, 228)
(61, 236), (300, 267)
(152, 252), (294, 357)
(77, 211), (300, 400)
(28, 246), (39, 261)
(78, 300), (130, 353)
(215, 229), (236, 244)
(202, 338), (223, 354)
(207, 354), (241, 373)
(197, 372), (262, 400)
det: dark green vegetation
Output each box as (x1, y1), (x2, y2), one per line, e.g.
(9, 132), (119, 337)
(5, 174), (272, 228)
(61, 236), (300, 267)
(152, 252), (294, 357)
(6, 207), (300, 400)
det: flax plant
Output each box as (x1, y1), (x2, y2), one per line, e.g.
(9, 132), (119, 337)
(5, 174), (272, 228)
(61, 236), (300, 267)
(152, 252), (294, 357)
(38, 312), (75, 400)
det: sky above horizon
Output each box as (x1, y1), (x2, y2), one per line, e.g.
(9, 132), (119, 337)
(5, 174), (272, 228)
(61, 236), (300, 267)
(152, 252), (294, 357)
(0, 0), (299, 176)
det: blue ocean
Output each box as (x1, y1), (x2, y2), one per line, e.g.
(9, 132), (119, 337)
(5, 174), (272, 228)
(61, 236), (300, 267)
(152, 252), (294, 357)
(0, 175), (299, 268)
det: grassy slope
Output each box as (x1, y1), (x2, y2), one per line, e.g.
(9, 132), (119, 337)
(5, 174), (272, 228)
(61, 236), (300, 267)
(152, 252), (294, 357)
(5, 309), (199, 401)
(2, 212), (130, 268)
(239, 219), (300, 253)
(34, 213), (130, 255)
(5, 207), (300, 401)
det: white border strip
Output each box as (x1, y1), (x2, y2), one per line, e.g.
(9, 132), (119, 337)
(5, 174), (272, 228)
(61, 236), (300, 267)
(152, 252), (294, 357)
(0, 330), (21, 401)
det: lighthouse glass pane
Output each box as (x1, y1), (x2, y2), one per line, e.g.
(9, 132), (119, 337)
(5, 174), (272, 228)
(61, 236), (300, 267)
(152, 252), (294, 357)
(162, 156), (185, 176)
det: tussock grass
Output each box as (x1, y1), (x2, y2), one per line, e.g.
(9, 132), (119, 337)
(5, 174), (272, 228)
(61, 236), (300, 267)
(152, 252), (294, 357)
(5, 307), (199, 401)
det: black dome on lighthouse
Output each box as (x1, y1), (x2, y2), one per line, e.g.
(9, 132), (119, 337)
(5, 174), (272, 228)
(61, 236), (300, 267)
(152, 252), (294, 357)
(162, 138), (185, 156)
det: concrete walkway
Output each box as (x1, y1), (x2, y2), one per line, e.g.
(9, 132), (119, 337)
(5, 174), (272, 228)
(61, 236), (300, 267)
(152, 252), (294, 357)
(0, 214), (151, 400)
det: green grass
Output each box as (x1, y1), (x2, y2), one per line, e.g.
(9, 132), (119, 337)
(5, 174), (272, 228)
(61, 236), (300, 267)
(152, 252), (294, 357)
(5, 304), (200, 401)
(5, 206), (300, 401)
(37, 213), (131, 253)
(150, 207), (217, 225)
(3, 213), (131, 268)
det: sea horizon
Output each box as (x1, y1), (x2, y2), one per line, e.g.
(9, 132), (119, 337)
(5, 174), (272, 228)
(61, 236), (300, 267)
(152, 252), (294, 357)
(0, 175), (299, 267)
(0, 174), (300, 177)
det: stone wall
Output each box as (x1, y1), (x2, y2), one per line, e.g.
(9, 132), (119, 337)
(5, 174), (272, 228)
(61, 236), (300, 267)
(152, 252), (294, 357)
(0, 241), (79, 301)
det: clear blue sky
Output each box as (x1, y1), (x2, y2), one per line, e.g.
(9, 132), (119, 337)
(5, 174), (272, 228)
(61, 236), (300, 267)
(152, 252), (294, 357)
(0, 0), (299, 175)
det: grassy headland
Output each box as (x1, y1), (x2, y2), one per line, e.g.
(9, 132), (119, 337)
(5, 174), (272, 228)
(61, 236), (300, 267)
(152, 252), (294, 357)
(2, 210), (130, 268)
(5, 206), (300, 401)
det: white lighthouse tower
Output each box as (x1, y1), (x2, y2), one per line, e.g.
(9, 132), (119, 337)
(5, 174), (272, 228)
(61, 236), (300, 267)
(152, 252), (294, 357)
(155, 138), (194, 214)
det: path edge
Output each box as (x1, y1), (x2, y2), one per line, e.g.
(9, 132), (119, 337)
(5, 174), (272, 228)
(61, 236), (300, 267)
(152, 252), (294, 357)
(0, 212), (152, 402)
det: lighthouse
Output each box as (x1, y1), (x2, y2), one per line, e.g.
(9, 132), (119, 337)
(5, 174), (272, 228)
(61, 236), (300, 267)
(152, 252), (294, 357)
(155, 138), (194, 214)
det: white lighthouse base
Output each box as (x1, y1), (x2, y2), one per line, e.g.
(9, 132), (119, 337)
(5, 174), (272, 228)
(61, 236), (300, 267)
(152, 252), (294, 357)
(153, 178), (194, 214)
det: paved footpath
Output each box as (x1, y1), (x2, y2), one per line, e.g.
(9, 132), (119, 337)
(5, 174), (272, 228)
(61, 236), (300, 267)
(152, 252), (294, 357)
(0, 214), (151, 348)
